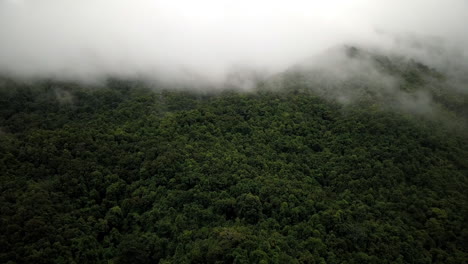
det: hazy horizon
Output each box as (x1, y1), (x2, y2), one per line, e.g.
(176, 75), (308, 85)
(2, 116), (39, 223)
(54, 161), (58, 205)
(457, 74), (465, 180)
(1, 0), (467, 84)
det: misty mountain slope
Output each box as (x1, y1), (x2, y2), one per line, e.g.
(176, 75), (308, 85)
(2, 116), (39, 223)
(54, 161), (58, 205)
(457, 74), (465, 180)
(0, 77), (467, 264)
(265, 46), (468, 124)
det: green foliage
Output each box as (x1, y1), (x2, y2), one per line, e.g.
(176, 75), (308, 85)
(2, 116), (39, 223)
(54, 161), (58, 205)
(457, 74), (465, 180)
(0, 78), (467, 263)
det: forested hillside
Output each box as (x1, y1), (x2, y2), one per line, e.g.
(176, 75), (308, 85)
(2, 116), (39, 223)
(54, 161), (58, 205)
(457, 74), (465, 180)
(0, 55), (467, 263)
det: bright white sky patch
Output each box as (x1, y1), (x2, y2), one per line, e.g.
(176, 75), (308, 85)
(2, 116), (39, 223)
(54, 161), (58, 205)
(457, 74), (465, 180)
(0, 0), (466, 81)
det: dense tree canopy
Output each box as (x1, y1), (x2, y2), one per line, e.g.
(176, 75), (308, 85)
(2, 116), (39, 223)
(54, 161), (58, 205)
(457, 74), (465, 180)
(0, 69), (467, 264)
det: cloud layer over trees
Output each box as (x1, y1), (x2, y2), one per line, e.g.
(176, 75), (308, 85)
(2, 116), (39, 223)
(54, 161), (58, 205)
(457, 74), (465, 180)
(0, 0), (467, 83)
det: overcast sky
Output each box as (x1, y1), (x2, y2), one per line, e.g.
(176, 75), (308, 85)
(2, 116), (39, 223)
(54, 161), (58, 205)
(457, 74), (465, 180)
(0, 0), (467, 82)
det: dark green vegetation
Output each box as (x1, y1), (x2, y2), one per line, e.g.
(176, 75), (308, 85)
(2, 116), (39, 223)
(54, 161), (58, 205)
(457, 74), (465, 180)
(1, 56), (468, 263)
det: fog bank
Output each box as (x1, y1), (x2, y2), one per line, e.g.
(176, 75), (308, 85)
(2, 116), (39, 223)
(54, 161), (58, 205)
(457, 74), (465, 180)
(0, 0), (467, 84)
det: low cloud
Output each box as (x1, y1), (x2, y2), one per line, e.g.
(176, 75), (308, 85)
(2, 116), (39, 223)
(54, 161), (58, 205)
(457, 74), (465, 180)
(0, 0), (467, 85)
